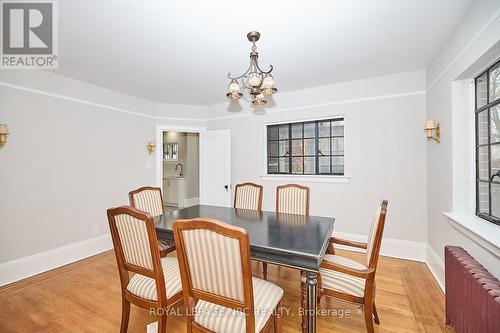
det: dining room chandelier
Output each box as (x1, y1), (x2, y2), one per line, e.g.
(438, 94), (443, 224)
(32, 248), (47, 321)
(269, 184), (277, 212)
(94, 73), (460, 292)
(226, 31), (277, 106)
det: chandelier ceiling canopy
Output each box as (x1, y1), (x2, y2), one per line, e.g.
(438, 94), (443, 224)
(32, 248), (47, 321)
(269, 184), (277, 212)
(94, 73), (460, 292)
(226, 31), (277, 106)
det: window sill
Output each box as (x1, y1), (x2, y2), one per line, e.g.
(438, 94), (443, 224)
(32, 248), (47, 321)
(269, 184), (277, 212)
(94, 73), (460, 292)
(443, 212), (500, 257)
(259, 174), (350, 183)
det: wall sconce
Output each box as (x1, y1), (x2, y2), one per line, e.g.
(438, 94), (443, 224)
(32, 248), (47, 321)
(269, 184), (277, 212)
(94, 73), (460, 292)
(425, 120), (440, 144)
(0, 124), (9, 149)
(146, 140), (156, 155)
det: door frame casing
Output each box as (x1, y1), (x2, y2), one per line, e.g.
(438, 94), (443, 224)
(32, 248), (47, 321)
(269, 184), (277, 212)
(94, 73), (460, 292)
(155, 125), (207, 205)
(204, 129), (232, 207)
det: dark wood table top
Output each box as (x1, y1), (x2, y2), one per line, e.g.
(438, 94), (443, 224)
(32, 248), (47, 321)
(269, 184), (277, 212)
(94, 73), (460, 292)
(154, 205), (335, 272)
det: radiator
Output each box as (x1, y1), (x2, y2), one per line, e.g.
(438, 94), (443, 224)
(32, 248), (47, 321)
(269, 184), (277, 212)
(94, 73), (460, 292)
(445, 246), (500, 333)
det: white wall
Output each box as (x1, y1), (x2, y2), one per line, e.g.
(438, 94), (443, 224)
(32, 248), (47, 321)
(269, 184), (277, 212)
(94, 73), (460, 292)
(426, 0), (500, 286)
(0, 71), (206, 285)
(207, 71), (428, 260)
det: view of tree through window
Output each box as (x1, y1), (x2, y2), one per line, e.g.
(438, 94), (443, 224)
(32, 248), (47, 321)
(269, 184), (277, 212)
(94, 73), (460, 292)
(475, 59), (500, 225)
(267, 118), (344, 175)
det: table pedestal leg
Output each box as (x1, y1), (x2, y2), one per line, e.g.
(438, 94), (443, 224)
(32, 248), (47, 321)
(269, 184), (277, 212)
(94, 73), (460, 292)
(301, 271), (318, 333)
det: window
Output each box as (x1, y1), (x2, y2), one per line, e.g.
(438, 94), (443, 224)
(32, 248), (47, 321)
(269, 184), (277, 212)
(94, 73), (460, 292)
(267, 118), (344, 175)
(475, 59), (500, 225)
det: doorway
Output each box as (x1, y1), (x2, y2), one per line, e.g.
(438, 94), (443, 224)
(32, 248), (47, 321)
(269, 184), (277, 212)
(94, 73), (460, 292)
(156, 126), (232, 208)
(162, 131), (200, 209)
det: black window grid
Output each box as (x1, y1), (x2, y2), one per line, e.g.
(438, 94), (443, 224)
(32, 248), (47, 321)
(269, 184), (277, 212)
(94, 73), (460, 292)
(475, 58), (500, 226)
(267, 118), (345, 176)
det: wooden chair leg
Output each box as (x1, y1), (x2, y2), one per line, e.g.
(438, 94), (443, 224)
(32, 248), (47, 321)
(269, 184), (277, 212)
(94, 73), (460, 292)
(274, 301), (282, 333)
(373, 302), (380, 325)
(158, 314), (167, 333)
(120, 299), (130, 333)
(363, 299), (375, 333)
(263, 262), (268, 280)
(300, 274), (307, 333)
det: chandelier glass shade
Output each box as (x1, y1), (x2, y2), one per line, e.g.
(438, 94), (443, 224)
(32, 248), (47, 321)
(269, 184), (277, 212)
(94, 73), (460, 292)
(226, 31), (277, 106)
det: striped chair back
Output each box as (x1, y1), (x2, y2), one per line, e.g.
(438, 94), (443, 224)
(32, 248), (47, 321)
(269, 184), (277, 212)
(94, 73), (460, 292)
(365, 200), (388, 268)
(107, 206), (162, 276)
(129, 186), (164, 217)
(276, 184), (310, 215)
(173, 218), (256, 330)
(234, 182), (263, 210)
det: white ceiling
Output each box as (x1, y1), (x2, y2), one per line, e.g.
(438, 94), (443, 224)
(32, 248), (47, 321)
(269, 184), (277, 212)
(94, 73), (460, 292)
(57, 0), (474, 105)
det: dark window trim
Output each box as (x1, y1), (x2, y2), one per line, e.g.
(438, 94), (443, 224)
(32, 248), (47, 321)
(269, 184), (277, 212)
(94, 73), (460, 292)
(266, 117), (345, 176)
(475, 58), (500, 226)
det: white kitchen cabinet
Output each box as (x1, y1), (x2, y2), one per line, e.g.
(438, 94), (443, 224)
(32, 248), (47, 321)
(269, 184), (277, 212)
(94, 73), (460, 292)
(163, 177), (186, 207)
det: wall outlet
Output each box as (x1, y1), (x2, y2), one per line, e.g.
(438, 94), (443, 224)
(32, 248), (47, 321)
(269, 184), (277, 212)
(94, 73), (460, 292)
(91, 226), (100, 236)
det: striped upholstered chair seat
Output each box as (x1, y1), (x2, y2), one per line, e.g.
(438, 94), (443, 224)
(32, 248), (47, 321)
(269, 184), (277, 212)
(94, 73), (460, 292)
(129, 187), (175, 256)
(316, 200), (388, 333)
(127, 257), (182, 301)
(194, 277), (283, 333)
(107, 206), (184, 333)
(319, 254), (366, 297)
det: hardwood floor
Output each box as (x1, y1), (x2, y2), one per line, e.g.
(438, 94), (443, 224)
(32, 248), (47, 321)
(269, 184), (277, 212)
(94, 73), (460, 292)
(0, 250), (451, 333)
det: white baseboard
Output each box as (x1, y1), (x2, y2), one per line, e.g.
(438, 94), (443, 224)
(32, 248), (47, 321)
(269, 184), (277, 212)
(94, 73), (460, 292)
(0, 230), (442, 291)
(425, 244), (445, 292)
(0, 234), (113, 287)
(333, 231), (427, 262)
(334, 232), (447, 292)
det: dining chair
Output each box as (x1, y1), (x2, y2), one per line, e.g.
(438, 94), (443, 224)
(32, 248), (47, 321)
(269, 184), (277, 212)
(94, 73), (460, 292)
(268, 183), (310, 280)
(234, 182), (263, 210)
(234, 182), (268, 280)
(129, 186), (175, 256)
(314, 200), (388, 333)
(107, 206), (183, 333)
(276, 184), (310, 215)
(173, 217), (284, 333)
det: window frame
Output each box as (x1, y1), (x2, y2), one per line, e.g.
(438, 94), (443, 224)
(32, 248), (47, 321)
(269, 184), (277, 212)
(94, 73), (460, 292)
(265, 116), (345, 177)
(475, 58), (500, 226)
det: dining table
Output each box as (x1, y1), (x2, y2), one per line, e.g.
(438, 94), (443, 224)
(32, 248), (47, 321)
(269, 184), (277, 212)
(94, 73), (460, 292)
(154, 204), (335, 333)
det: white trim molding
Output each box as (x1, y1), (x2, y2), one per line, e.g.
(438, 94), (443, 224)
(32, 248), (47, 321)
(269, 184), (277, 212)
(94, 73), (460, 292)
(261, 114), (350, 180)
(0, 81), (205, 122)
(1, 81), (427, 123)
(208, 91), (426, 121)
(333, 231), (427, 262)
(333, 231), (446, 291)
(155, 124), (207, 200)
(0, 229), (432, 288)
(260, 174), (350, 183)
(444, 212), (500, 258)
(426, 6), (500, 90)
(0, 234), (113, 287)
(426, 244), (445, 292)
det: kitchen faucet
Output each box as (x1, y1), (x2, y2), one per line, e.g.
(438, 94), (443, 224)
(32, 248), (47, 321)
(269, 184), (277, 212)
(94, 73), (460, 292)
(175, 163), (183, 177)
